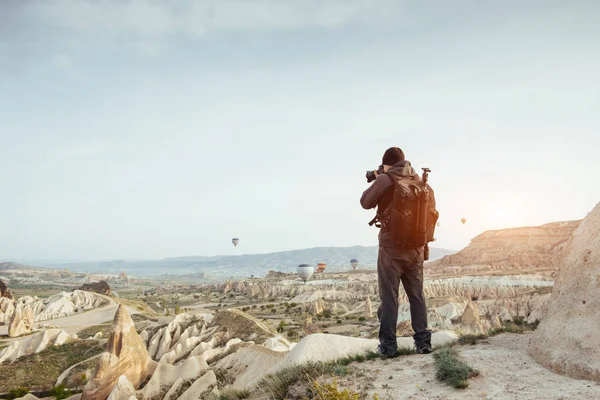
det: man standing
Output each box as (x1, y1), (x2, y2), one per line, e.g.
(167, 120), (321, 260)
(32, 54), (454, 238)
(360, 147), (433, 358)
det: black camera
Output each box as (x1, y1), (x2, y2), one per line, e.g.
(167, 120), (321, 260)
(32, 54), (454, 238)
(366, 165), (385, 183)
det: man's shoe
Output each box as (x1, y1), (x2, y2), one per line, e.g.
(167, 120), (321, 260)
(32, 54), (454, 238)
(377, 345), (401, 359)
(416, 345), (432, 354)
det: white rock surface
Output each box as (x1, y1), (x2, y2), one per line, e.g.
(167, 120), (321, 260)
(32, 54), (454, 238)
(0, 290), (107, 326)
(107, 375), (137, 400)
(0, 329), (74, 364)
(178, 370), (217, 400)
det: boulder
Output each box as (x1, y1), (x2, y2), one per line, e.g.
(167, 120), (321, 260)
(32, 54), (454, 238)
(529, 203), (600, 381)
(0, 279), (14, 299)
(79, 281), (111, 296)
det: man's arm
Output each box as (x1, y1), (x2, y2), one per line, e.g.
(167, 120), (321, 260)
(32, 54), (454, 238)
(360, 174), (393, 209)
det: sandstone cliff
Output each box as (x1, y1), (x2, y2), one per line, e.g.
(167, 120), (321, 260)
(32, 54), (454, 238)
(426, 220), (580, 275)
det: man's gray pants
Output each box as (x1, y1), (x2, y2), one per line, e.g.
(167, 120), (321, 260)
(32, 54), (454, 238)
(377, 246), (432, 355)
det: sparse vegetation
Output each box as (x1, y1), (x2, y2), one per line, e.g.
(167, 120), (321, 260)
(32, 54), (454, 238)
(458, 333), (488, 345)
(49, 384), (73, 400)
(309, 378), (364, 399)
(0, 340), (104, 392)
(258, 349), (405, 398)
(456, 320), (539, 346)
(433, 347), (479, 389)
(6, 388), (29, 400)
(77, 323), (112, 339)
(216, 388), (251, 400)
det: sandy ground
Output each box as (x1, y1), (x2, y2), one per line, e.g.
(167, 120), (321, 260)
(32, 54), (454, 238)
(333, 333), (600, 400)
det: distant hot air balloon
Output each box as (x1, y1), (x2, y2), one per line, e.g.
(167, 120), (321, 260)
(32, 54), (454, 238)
(317, 262), (327, 273)
(350, 258), (359, 270)
(436, 221), (441, 228)
(232, 238), (240, 246)
(461, 218), (467, 225)
(297, 264), (314, 283)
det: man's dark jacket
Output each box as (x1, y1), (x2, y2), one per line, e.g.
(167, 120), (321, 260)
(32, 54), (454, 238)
(360, 160), (423, 250)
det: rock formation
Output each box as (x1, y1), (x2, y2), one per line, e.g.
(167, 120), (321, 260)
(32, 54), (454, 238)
(0, 279), (13, 299)
(459, 301), (484, 332)
(529, 203), (600, 381)
(82, 305), (153, 400)
(79, 280), (111, 296)
(0, 329), (75, 364)
(0, 290), (107, 325)
(364, 296), (372, 318)
(8, 303), (34, 337)
(117, 271), (129, 283)
(427, 220), (580, 275)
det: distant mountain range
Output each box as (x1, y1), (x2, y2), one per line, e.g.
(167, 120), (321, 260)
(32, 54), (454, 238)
(18, 246), (455, 279)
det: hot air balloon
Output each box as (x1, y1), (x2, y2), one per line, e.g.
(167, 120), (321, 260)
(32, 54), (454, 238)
(232, 238), (240, 246)
(461, 218), (467, 225)
(436, 221), (441, 228)
(317, 262), (327, 273)
(297, 264), (314, 283)
(350, 258), (359, 270)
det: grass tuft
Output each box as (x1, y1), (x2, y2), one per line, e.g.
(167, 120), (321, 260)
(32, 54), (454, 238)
(433, 347), (479, 389)
(258, 347), (415, 398)
(458, 333), (488, 346)
(217, 388), (251, 400)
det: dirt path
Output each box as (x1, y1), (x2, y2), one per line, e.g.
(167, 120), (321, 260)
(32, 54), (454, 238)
(38, 298), (139, 335)
(333, 333), (600, 399)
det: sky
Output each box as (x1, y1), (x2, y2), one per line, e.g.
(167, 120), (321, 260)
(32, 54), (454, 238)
(1, 0), (599, 261)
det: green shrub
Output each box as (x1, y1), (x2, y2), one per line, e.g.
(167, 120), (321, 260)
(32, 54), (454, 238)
(337, 319), (342, 324)
(7, 388), (29, 400)
(433, 347), (479, 389)
(50, 384), (73, 400)
(358, 317), (366, 322)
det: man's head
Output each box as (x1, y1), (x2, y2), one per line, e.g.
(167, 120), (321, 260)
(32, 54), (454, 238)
(382, 147), (405, 172)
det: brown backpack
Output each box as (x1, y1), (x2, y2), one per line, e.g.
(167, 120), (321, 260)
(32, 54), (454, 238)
(384, 168), (439, 258)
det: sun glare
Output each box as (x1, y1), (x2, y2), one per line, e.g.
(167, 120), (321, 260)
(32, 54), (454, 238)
(483, 202), (522, 229)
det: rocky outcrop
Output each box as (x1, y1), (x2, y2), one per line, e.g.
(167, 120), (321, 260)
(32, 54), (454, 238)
(8, 303), (34, 337)
(364, 297), (372, 318)
(79, 281), (111, 296)
(0, 279), (13, 299)
(0, 329), (76, 364)
(117, 271), (129, 283)
(427, 220), (580, 275)
(82, 305), (153, 400)
(529, 203), (600, 381)
(215, 345), (286, 389)
(0, 290), (107, 325)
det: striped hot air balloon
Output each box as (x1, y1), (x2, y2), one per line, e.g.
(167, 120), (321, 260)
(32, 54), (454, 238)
(316, 262), (327, 273)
